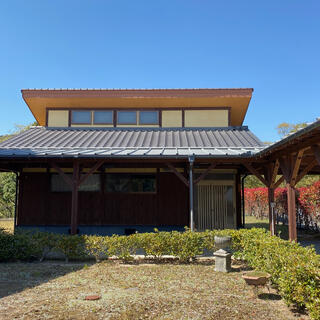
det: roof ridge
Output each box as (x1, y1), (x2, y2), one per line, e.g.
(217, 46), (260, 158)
(21, 88), (254, 91)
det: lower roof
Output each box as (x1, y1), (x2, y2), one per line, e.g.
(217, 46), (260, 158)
(0, 126), (265, 159)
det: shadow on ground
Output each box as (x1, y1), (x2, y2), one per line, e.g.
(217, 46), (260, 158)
(258, 293), (282, 301)
(0, 261), (86, 299)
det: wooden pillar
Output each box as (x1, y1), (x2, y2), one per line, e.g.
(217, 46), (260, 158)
(287, 183), (297, 241)
(267, 187), (275, 235)
(71, 161), (80, 235)
(51, 160), (104, 235)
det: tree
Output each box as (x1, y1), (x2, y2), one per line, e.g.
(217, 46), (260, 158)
(276, 122), (308, 138)
(0, 173), (16, 218)
(0, 123), (37, 218)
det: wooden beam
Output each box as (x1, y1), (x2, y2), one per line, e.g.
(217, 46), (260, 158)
(193, 163), (216, 185)
(271, 159), (280, 186)
(312, 144), (320, 166)
(295, 159), (318, 184)
(279, 156), (291, 183)
(290, 150), (304, 187)
(272, 176), (285, 189)
(166, 163), (189, 187)
(243, 163), (268, 186)
(51, 162), (73, 187)
(78, 160), (104, 187)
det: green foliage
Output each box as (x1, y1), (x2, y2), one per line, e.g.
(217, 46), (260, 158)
(55, 234), (85, 263)
(0, 230), (43, 261)
(140, 229), (172, 259)
(0, 172), (16, 218)
(0, 122), (38, 218)
(169, 230), (205, 262)
(83, 235), (109, 262)
(244, 175), (265, 188)
(235, 228), (320, 319)
(107, 233), (141, 262)
(297, 175), (320, 188)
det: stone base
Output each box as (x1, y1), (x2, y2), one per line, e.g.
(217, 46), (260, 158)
(214, 249), (232, 272)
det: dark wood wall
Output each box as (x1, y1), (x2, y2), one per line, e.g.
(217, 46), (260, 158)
(17, 172), (189, 226)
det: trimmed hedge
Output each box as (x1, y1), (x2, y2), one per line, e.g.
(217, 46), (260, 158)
(0, 228), (319, 319)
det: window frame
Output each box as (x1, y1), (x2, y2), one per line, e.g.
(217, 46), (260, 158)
(116, 110), (138, 125)
(93, 110), (114, 125)
(139, 110), (159, 125)
(71, 110), (92, 125)
(105, 173), (157, 194)
(50, 173), (101, 193)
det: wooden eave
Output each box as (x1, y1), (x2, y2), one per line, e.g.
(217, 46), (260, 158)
(21, 88), (253, 127)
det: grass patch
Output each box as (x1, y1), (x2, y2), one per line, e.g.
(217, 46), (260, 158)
(0, 219), (14, 234)
(0, 261), (308, 320)
(245, 216), (289, 239)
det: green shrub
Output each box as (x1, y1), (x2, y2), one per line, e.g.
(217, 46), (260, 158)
(84, 235), (109, 262)
(0, 229), (43, 261)
(30, 232), (60, 261)
(55, 234), (85, 262)
(107, 233), (141, 262)
(234, 228), (320, 319)
(140, 230), (172, 259)
(0, 231), (15, 261)
(170, 230), (204, 262)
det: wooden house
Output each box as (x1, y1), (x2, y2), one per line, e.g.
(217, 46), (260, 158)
(0, 88), (319, 240)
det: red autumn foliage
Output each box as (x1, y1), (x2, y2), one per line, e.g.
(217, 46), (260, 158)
(299, 180), (320, 223)
(244, 180), (320, 226)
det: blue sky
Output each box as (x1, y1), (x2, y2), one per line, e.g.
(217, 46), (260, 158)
(0, 1), (319, 142)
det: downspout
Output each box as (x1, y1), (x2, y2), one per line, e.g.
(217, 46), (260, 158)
(241, 174), (248, 228)
(188, 155), (195, 231)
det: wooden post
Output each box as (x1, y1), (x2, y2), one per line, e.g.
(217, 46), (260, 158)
(51, 160), (104, 236)
(267, 187), (275, 235)
(71, 161), (80, 235)
(287, 183), (297, 241)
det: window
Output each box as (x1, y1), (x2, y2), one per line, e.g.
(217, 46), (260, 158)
(51, 174), (101, 192)
(117, 111), (137, 125)
(71, 111), (91, 124)
(105, 174), (156, 193)
(139, 111), (159, 125)
(51, 174), (72, 192)
(93, 111), (113, 124)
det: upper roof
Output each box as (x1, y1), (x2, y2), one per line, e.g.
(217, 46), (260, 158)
(0, 126), (264, 159)
(22, 88), (254, 127)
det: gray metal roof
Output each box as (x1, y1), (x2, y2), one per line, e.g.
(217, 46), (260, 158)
(0, 127), (265, 159)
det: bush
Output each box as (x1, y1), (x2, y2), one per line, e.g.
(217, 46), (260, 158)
(139, 230), (172, 259)
(233, 228), (320, 319)
(107, 233), (141, 262)
(84, 235), (109, 262)
(170, 230), (205, 262)
(55, 234), (85, 262)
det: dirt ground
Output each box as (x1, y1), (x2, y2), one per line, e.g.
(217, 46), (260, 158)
(0, 260), (309, 320)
